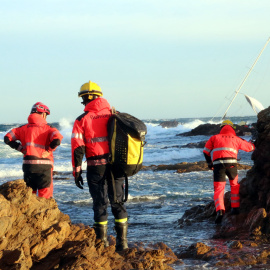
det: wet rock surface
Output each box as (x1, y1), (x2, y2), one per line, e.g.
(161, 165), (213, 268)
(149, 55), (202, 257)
(176, 106), (270, 268)
(142, 161), (251, 174)
(159, 120), (179, 128)
(161, 141), (207, 149)
(181, 141), (207, 148)
(177, 123), (256, 137)
(0, 180), (178, 270)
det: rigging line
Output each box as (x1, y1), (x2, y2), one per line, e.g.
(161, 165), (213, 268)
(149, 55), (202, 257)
(253, 55), (270, 96)
(210, 95), (235, 121)
(221, 37), (270, 120)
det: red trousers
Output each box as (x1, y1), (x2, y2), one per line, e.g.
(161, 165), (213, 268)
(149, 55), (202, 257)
(25, 168), (54, 199)
(32, 180), (53, 199)
(213, 164), (240, 212)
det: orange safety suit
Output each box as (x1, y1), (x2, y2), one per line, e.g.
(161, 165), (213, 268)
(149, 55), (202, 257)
(203, 125), (255, 212)
(71, 97), (128, 223)
(4, 113), (63, 198)
(71, 98), (111, 170)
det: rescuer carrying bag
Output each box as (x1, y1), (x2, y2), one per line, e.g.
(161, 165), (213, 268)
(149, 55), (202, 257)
(107, 108), (147, 204)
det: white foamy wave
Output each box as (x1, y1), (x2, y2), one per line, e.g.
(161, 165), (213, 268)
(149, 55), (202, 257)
(59, 118), (73, 129)
(53, 161), (87, 172)
(143, 148), (202, 164)
(58, 118), (73, 144)
(182, 118), (224, 130)
(0, 165), (23, 180)
(0, 144), (23, 159)
(145, 123), (171, 137)
(182, 119), (205, 130)
(145, 123), (191, 140)
(207, 119), (222, 125)
(0, 132), (4, 141)
(53, 163), (73, 172)
(128, 194), (166, 202)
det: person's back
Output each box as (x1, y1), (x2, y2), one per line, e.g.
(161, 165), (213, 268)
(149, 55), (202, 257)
(73, 97), (111, 161)
(71, 81), (129, 251)
(205, 125), (254, 165)
(15, 114), (56, 161)
(4, 102), (63, 198)
(203, 120), (255, 224)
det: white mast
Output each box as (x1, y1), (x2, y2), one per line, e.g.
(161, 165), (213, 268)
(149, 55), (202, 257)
(221, 37), (270, 120)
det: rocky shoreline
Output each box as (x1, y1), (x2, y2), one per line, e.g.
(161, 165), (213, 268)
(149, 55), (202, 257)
(142, 161), (251, 174)
(0, 180), (178, 270)
(53, 161), (251, 179)
(175, 107), (270, 268)
(0, 160), (260, 270)
(1, 107), (270, 269)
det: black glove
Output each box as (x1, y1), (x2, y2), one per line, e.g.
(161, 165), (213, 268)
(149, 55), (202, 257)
(74, 171), (84, 189)
(208, 163), (214, 170)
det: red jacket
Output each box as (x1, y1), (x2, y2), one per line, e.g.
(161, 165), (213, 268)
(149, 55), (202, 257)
(71, 97), (111, 171)
(4, 113), (63, 171)
(203, 125), (255, 165)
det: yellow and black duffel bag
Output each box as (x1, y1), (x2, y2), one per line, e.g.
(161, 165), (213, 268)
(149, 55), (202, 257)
(107, 109), (147, 202)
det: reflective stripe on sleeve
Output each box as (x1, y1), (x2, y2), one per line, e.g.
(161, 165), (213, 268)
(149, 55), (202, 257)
(50, 130), (59, 140)
(71, 133), (84, 140)
(17, 144), (23, 151)
(91, 136), (108, 143)
(203, 147), (211, 153)
(8, 131), (17, 140)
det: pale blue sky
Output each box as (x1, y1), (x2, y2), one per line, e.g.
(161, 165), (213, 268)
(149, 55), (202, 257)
(1, 0), (270, 123)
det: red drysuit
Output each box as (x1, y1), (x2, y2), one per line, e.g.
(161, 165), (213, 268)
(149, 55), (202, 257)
(203, 125), (255, 211)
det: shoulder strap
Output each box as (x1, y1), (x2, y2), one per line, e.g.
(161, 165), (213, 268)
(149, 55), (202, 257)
(111, 106), (116, 114)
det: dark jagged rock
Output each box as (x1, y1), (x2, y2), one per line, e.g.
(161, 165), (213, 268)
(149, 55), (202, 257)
(161, 145), (181, 149)
(0, 180), (178, 270)
(159, 120), (179, 128)
(181, 141), (207, 148)
(177, 123), (220, 136)
(161, 141), (207, 149)
(176, 106), (270, 268)
(177, 123), (256, 137)
(142, 161), (251, 174)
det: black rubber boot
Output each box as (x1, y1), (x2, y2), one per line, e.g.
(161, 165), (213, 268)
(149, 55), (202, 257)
(93, 223), (109, 247)
(215, 210), (224, 224)
(114, 222), (128, 251)
(231, 207), (240, 215)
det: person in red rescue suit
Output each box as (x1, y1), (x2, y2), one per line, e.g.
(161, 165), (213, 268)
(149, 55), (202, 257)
(71, 81), (128, 251)
(203, 120), (255, 224)
(4, 102), (63, 199)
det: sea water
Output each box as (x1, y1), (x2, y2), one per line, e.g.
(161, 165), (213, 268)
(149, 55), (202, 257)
(0, 116), (257, 268)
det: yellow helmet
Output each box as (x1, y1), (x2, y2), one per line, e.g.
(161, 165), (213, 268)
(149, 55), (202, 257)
(78, 81), (103, 98)
(220, 119), (235, 128)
